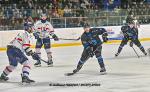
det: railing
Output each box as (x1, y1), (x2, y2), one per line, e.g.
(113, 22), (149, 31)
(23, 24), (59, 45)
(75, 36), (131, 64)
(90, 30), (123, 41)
(0, 9), (150, 30)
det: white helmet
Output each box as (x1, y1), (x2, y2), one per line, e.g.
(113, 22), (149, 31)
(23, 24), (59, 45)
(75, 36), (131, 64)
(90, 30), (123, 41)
(40, 14), (47, 20)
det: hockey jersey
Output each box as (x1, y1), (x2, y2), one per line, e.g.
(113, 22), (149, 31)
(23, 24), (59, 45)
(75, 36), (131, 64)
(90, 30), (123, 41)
(8, 31), (32, 53)
(33, 20), (54, 39)
(81, 28), (108, 48)
(121, 25), (138, 39)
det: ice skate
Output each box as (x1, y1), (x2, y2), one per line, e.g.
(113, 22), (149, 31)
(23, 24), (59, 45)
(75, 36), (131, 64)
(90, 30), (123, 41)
(21, 75), (35, 84)
(47, 59), (53, 67)
(100, 67), (106, 75)
(0, 74), (9, 81)
(115, 52), (120, 57)
(34, 60), (41, 67)
(143, 52), (147, 56)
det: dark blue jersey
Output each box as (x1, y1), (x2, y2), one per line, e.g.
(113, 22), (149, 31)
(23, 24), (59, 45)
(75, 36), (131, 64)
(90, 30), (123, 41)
(81, 28), (107, 48)
(121, 25), (138, 39)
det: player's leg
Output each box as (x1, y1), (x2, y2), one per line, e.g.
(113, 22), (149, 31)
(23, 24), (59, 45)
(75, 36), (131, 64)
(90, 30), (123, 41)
(34, 39), (43, 66)
(73, 49), (90, 73)
(43, 38), (53, 66)
(115, 38), (128, 57)
(94, 45), (106, 74)
(133, 39), (147, 55)
(9, 47), (35, 83)
(20, 60), (35, 83)
(0, 46), (18, 81)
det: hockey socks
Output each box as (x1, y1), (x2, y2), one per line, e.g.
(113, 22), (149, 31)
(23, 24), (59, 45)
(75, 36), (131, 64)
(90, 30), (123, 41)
(139, 46), (147, 55)
(0, 65), (15, 81)
(97, 56), (106, 74)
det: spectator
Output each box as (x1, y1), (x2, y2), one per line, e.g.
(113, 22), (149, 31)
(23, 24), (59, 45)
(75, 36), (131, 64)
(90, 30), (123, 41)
(63, 5), (72, 17)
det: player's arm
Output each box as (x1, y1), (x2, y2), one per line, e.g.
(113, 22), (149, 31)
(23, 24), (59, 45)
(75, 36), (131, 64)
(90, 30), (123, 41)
(121, 26), (129, 37)
(48, 23), (59, 41)
(93, 28), (108, 42)
(81, 35), (94, 57)
(22, 33), (40, 60)
(32, 22), (41, 39)
(14, 33), (24, 45)
(50, 32), (59, 41)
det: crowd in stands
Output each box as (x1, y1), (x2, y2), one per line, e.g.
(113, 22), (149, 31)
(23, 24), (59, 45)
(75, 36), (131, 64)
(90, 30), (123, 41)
(0, 0), (150, 29)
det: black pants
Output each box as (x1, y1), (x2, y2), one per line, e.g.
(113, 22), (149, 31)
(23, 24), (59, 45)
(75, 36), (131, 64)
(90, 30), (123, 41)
(120, 37), (142, 47)
(117, 37), (146, 54)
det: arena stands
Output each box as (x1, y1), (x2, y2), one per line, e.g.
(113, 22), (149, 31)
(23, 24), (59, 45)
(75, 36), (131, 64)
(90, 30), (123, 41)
(0, 0), (150, 30)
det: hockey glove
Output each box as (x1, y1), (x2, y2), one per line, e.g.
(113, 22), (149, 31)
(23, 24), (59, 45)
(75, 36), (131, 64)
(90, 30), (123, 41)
(123, 33), (130, 40)
(31, 52), (40, 60)
(102, 33), (108, 42)
(33, 32), (40, 39)
(86, 46), (94, 57)
(102, 37), (108, 42)
(25, 47), (33, 56)
(52, 34), (59, 41)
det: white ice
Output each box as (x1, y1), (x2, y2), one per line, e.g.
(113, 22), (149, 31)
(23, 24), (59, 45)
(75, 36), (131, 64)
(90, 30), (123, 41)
(0, 42), (150, 92)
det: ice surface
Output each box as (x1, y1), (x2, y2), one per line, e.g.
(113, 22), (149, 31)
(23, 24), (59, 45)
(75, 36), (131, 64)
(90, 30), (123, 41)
(0, 42), (150, 92)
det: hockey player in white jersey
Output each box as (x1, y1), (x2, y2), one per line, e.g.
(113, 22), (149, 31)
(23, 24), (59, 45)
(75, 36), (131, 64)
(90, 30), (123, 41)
(33, 14), (59, 67)
(0, 22), (40, 83)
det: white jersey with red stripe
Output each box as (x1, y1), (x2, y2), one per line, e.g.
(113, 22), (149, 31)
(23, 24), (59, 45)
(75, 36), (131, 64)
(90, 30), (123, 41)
(8, 31), (32, 53)
(33, 20), (54, 39)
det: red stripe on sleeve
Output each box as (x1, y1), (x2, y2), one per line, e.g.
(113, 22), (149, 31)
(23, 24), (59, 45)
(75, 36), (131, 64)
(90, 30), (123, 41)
(23, 44), (31, 46)
(17, 38), (23, 41)
(45, 28), (49, 30)
(50, 31), (54, 33)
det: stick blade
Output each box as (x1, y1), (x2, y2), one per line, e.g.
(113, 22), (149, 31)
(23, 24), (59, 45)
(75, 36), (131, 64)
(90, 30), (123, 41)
(64, 72), (75, 76)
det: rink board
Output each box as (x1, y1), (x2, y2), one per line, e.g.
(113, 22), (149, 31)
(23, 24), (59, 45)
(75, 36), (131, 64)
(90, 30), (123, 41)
(0, 25), (150, 51)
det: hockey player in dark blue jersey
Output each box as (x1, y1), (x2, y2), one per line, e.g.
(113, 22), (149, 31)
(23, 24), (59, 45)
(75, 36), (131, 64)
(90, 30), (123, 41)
(115, 25), (147, 57)
(71, 24), (108, 75)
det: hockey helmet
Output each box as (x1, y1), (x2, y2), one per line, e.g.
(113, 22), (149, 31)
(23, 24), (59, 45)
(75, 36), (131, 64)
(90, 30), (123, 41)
(40, 13), (47, 23)
(24, 22), (33, 32)
(83, 23), (90, 28)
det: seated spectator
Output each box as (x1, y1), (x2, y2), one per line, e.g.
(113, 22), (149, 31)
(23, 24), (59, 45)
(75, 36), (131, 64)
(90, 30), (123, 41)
(63, 5), (72, 17)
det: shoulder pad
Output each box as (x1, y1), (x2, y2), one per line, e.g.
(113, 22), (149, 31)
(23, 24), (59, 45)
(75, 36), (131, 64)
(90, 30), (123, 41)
(121, 26), (129, 31)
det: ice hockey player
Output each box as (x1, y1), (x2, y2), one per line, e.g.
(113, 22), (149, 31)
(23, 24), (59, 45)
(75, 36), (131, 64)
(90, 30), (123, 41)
(115, 25), (147, 57)
(0, 22), (40, 83)
(72, 24), (108, 74)
(126, 11), (139, 35)
(33, 13), (59, 67)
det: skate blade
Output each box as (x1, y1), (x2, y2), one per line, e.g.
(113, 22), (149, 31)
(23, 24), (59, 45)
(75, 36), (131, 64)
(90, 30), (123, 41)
(47, 64), (53, 67)
(100, 72), (107, 75)
(64, 72), (75, 76)
(34, 65), (41, 67)
(21, 81), (35, 86)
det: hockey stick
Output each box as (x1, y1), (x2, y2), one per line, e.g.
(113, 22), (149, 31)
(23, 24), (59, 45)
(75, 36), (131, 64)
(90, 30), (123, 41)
(59, 37), (80, 41)
(132, 46), (140, 58)
(50, 37), (80, 41)
(39, 58), (48, 64)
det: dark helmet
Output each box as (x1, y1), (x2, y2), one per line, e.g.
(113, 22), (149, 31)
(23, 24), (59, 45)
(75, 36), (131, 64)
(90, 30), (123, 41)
(24, 22), (33, 31)
(83, 23), (90, 28)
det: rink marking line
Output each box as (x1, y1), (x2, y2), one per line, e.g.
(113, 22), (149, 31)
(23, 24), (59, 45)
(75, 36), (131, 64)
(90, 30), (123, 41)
(0, 38), (150, 51)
